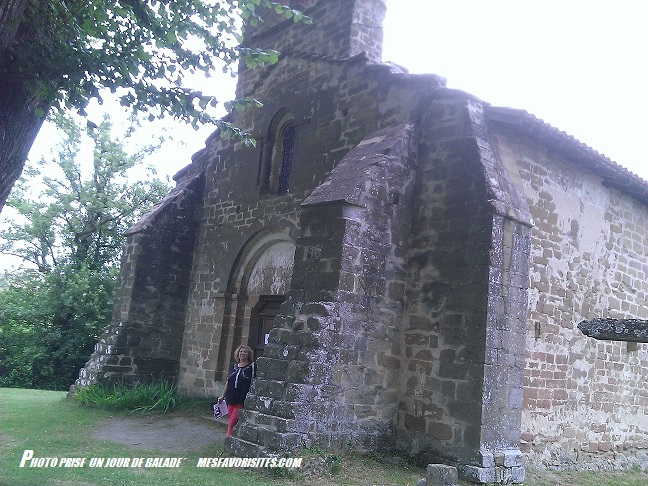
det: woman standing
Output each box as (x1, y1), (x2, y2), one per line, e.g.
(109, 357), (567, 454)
(217, 345), (256, 436)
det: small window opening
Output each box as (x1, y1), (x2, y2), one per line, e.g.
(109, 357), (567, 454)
(259, 109), (296, 195)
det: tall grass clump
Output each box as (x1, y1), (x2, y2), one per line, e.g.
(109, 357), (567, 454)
(72, 380), (178, 412)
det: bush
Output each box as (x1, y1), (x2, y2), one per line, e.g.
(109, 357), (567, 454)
(0, 266), (117, 390)
(72, 380), (178, 412)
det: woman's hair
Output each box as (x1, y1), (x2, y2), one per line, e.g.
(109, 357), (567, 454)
(234, 344), (254, 363)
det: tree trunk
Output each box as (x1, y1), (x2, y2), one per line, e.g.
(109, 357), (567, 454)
(0, 0), (49, 213)
(0, 0), (28, 52)
(0, 78), (48, 213)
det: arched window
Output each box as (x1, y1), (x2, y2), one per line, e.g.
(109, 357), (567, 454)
(259, 109), (296, 195)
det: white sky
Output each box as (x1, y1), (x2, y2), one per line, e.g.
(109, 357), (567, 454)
(154, 0), (645, 181)
(28, 0), (648, 182)
(382, 0), (647, 180)
(2, 0), (646, 271)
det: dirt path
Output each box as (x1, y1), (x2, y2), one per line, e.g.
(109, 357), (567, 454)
(92, 414), (227, 453)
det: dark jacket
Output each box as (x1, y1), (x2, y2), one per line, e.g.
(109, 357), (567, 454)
(225, 362), (256, 406)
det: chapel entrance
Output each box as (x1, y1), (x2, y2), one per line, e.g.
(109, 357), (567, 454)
(217, 231), (295, 376)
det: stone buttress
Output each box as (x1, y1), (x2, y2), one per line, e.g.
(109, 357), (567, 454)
(71, 168), (204, 389)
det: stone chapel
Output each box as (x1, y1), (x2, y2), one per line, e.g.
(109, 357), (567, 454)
(73, 0), (648, 483)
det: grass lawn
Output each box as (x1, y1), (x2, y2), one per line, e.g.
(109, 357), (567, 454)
(0, 388), (423, 485)
(1, 387), (647, 485)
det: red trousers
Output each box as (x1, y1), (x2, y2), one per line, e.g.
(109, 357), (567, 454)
(227, 404), (244, 436)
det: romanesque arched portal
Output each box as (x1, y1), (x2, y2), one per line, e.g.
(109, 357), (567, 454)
(214, 231), (295, 379)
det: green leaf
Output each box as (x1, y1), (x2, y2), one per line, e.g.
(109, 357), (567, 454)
(0, 115), (172, 389)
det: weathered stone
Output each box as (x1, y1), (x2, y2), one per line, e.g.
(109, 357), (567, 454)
(71, 0), (648, 479)
(458, 465), (496, 484)
(421, 464), (458, 486)
(578, 318), (648, 343)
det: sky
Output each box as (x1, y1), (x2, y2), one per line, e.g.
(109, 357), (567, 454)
(2, 0), (646, 270)
(382, 0), (647, 181)
(28, 0), (648, 182)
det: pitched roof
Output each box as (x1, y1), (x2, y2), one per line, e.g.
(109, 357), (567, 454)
(486, 106), (648, 205)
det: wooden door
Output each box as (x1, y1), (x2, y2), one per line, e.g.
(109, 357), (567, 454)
(254, 296), (284, 358)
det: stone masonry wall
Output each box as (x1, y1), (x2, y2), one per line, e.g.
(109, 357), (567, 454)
(177, 52), (445, 396)
(226, 122), (418, 455)
(400, 93), (529, 484)
(494, 128), (648, 470)
(239, 0), (388, 97)
(401, 96), (491, 462)
(72, 172), (203, 390)
(223, 92), (531, 484)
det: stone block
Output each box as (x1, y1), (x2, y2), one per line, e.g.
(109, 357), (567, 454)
(427, 422), (453, 441)
(377, 353), (401, 369)
(257, 357), (293, 381)
(270, 400), (297, 419)
(253, 412), (273, 427)
(424, 464), (458, 486)
(409, 315), (434, 329)
(405, 332), (430, 346)
(511, 466), (526, 484)
(306, 316), (323, 331)
(286, 360), (311, 383)
(268, 328), (295, 346)
(497, 449), (523, 467)
(404, 413), (426, 434)
(438, 360), (467, 380)
(258, 430), (303, 452)
(250, 379), (286, 398)
(254, 396), (276, 414)
(458, 465), (496, 484)
(225, 436), (261, 457)
(272, 416), (294, 433)
(293, 330), (320, 348)
(480, 450), (495, 468)
(283, 383), (316, 401)
(237, 422), (259, 443)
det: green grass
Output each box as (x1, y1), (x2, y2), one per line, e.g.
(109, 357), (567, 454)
(1, 388), (252, 486)
(71, 380), (178, 412)
(2, 387), (647, 485)
(0, 388), (424, 486)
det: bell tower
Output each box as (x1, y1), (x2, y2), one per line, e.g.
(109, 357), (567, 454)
(237, 0), (388, 97)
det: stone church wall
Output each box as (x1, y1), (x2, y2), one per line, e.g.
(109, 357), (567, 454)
(72, 173), (203, 389)
(400, 95), (496, 463)
(72, 1), (648, 479)
(227, 122), (419, 455)
(391, 96), (530, 480)
(177, 45), (444, 396)
(226, 88), (530, 483)
(494, 128), (648, 469)
(237, 0), (388, 100)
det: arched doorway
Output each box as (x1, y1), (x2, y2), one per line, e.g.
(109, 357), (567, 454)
(216, 231), (295, 377)
(242, 238), (295, 357)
